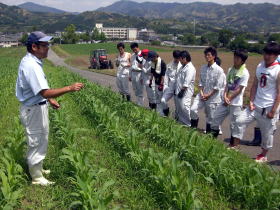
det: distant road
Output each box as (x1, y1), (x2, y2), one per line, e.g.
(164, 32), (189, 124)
(48, 48), (280, 170)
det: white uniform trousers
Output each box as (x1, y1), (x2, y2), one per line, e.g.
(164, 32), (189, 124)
(211, 104), (243, 136)
(190, 94), (219, 125)
(154, 84), (166, 115)
(143, 73), (156, 104)
(116, 74), (130, 96)
(161, 84), (175, 108)
(20, 103), (49, 167)
(174, 94), (192, 126)
(234, 106), (279, 150)
(131, 71), (144, 106)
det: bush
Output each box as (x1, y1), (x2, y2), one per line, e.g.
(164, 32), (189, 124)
(151, 40), (161, 46)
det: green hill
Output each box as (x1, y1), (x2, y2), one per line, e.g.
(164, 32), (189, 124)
(18, 2), (68, 14)
(1, 1), (280, 34)
(97, 1), (280, 32)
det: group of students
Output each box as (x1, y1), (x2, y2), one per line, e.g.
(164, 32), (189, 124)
(115, 42), (280, 163)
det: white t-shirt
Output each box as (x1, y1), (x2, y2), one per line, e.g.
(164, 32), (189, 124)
(117, 52), (131, 76)
(226, 67), (250, 106)
(254, 61), (280, 108)
(16, 53), (49, 106)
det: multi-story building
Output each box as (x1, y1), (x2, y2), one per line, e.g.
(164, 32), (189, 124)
(0, 34), (20, 48)
(95, 23), (137, 40)
(138, 29), (157, 42)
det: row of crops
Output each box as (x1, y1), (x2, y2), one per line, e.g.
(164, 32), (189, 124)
(52, 63), (280, 209)
(0, 47), (280, 209)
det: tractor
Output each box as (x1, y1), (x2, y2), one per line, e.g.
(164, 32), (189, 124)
(89, 49), (113, 69)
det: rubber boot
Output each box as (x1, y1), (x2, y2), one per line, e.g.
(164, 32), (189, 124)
(229, 136), (234, 146)
(163, 108), (170, 117)
(230, 137), (240, 148)
(126, 95), (131, 101)
(211, 129), (220, 138)
(246, 127), (262, 146)
(191, 119), (199, 128)
(38, 162), (51, 175)
(29, 163), (54, 186)
(206, 123), (211, 134)
(150, 103), (157, 110)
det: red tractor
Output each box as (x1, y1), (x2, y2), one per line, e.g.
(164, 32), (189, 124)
(89, 49), (113, 69)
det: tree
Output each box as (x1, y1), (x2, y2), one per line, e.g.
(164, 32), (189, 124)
(200, 32), (219, 47)
(229, 35), (249, 51)
(80, 31), (91, 42)
(180, 33), (196, 45)
(19, 33), (28, 44)
(151, 40), (161, 46)
(62, 24), (78, 44)
(218, 29), (233, 47)
(99, 32), (106, 42)
(91, 28), (100, 41)
(268, 33), (280, 43)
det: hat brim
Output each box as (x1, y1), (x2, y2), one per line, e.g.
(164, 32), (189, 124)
(38, 36), (53, 42)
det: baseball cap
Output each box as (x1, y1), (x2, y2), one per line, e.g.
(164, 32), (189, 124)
(141, 49), (149, 56)
(26, 31), (53, 45)
(147, 51), (158, 61)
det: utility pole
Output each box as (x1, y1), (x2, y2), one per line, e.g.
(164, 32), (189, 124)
(193, 18), (196, 36)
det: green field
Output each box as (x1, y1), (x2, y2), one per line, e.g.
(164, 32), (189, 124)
(1, 47), (280, 209)
(53, 43), (173, 56)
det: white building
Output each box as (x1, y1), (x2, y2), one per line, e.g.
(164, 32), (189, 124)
(138, 29), (157, 41)
(0, 34), (20, 48)
(95, 23), (137, 40)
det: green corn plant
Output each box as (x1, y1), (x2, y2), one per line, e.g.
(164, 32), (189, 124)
(46, 61), (280, 209)
(0, 151), (26, 209)
(50, 106), (116, 210)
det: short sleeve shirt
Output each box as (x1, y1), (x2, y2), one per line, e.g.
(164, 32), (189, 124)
(16, 53), (49, 106)
(254, 61), (280, 108)
(199, 62), (225, 103)
(226, 67), (250, 106)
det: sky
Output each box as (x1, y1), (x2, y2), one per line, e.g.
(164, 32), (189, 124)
(1, 0), (279, 12)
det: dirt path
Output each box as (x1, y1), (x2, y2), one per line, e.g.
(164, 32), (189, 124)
(47, 48), (280, 170)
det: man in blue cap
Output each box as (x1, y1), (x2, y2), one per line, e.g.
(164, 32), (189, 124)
(16, 31), (84, 186)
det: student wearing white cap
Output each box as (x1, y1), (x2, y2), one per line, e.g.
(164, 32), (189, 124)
(16, 31), (84, 185)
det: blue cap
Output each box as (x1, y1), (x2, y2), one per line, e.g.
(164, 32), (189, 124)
(147, 51), (158, 61)
(26, 31), (53, 45)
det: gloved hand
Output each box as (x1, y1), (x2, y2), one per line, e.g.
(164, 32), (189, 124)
(149, 80), (152, 88)
(177, 89), (185, 98)
(158, 84), (163, 91)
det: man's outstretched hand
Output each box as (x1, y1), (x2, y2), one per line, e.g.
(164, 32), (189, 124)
(69, 83), (84, 91)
